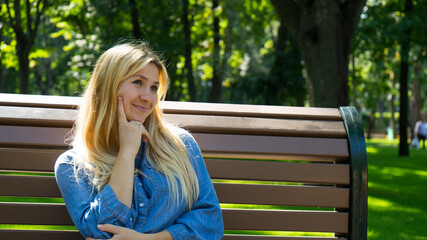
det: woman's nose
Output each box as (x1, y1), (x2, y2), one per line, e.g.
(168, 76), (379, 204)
(139, 87), (151, 101)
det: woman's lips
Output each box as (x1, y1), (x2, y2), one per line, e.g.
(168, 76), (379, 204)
(133, 104), (148, 112)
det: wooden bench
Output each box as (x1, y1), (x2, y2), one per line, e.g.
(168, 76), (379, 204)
(0, 93), (367, 240)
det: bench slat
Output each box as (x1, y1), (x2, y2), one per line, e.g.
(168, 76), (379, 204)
(0, 231), (345, 240)
(0, 202), (347, 233)
(164, 114), (346, 137)
(194, 133), (349, 159)
(0, 148), (349, 184)
(222, 235), (346, 240)
(207, 159), (349, 184)
(215, 183), (349, 208)
(0, 148), (61, 172)
(0, 106), (345, 137)
(223, 209), (348, 233)
(0, 175), (349, 208)
(0, 126), (70, 149)
(0, 175), (61, 198)
(0, 94), (343, 120)
(0, 126), (349, 159)
(0, 93), (81, 109)
(0, 202), (74, 225)
(0, 230), (83, 240)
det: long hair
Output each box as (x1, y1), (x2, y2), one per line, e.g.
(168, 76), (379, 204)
(72, 42), (199, 209)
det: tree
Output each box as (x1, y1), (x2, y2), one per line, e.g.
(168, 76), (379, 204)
(3, 0), (48, 93)
(270, 0), (366, 107)
(182, 0), (196, 101)
(209, 0), (221, 102)
(398, 0), (413, 156)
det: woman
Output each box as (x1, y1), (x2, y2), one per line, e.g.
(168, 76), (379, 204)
(55, 42), (224, 240)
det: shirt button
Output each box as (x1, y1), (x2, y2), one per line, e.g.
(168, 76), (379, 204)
(139, 203), (144, 207)
(139, 183), (142, 186)
(130, 217), (133, 221)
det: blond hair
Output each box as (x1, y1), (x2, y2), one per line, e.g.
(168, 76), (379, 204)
(72, 42), (199, 209)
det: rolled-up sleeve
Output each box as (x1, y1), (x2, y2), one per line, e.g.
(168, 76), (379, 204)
(54, 152), (133, 239)
(166, 133), (224, 239)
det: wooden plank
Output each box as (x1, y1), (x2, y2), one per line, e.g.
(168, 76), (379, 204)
(223, 235), (346, 240)
(164, 114), (347, 138)
(0, 127), (348, 158)
(0, 106), (345, 137)
(0, 202), (74, 225)
(215, 183), (349, 208)
(0, 93), (343, 120)
(0, 175), (349, 208)
(0, 148), (61, 172)
(0, 230), (83, 240)
(223, 209), (349, 233)
(0, 126), (70, 148)
(194, 133), (349, 159)
(161, 101), (343, 120)
(0, 106), (76, 127)
(0, 203), (348, 233)
(0, 93), (81, 109)
(0, 175), (61, 198)
(206, 159), (349, 184)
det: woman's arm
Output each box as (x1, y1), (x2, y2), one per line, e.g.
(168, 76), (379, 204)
(55, 153), (134, 238)
(110, 97), (150, 208)
(86, 224), (173, 240)
(165, 132), (224, 240)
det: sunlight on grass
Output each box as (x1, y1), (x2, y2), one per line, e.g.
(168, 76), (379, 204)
(368, 196), (393, 208)
(224, 230), (333, 237)
(0, 224), (77, 230)
(366, 146), (378, 154)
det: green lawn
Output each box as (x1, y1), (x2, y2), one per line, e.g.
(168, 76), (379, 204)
(366, 138), (427, 240)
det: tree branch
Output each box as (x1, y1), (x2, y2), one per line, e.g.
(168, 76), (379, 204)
(32, 0), (46, 39)
(3, 0), (17, 31)
(26, 0), (31, 37)
(270, 0), (301, 41)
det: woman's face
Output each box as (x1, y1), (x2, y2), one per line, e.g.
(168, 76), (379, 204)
(117, 62), (160, 123)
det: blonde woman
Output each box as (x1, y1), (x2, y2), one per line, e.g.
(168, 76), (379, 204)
(55, 42), (223, 240)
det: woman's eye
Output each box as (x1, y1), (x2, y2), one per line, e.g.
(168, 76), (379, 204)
(132, 80), (143, 85)
(151, 85), (159, 92)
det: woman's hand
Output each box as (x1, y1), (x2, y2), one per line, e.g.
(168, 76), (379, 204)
(85, 224), (172, 240)
(117, 97), (150, 158)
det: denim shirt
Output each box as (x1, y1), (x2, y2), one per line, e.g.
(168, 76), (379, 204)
(55, 129), (224, 239)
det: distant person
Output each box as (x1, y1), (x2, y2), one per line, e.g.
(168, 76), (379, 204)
(55, 42), (223, 239)
(414, 118), (427, 149)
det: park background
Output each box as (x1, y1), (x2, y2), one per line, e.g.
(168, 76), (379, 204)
(1, 0), (426, 239)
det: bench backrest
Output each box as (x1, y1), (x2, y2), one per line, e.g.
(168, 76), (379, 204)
(0, 93), (367, 240)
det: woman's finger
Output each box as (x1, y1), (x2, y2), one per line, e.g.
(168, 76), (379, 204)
(117, 97), (127, 123)
(98, 224), (123, 235)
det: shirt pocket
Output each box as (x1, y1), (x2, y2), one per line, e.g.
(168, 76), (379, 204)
(146, 165), (169, 192)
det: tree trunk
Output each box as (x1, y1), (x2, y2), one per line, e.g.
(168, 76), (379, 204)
(270, 0), (366, 107)
(411, 60), (422, 130)
(367, 108), (376, 139)
(182, 0), (196, 101)
(16, 46), (31, 93)
(129, 0), (142, 39)
(398, 0), (412, 156)
(5, 0), (47, 94)
(389, 89), (397, 139)
(209, 0), (222, 103)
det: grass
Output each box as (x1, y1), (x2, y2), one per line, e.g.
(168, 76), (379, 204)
(366, 138), (427, 240)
